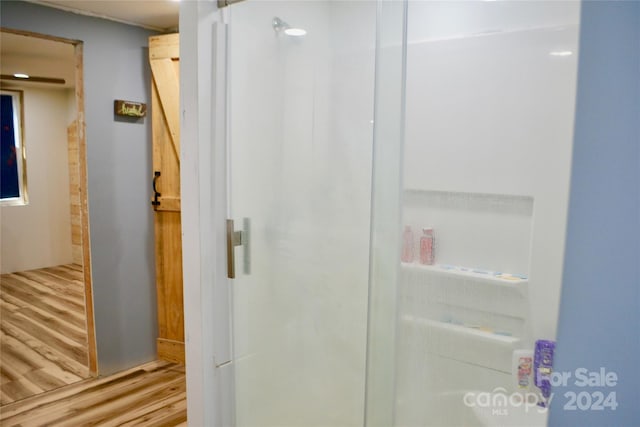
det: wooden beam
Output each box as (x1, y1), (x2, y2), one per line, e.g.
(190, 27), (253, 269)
(157, 338), (185, 364)
(0, 27), (81, 45)
(150, 58), (180, 162)
(74, 42), (98, 376)
(153, 196), (181, 212)
(149, 33), (179, 60)
(0, 74), (65, 84)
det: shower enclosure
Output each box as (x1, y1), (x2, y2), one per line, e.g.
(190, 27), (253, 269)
(226, 1), (402, 425)
(181, 1), (581, 426)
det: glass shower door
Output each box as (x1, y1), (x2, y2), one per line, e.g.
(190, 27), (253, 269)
(226, 1), (380, 425)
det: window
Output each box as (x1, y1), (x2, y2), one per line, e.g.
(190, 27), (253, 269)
(1, 89), (27, 205)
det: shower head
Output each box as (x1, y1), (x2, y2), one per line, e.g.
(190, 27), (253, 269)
(272, 16), (307, 37)
(272, 17), (288, 32)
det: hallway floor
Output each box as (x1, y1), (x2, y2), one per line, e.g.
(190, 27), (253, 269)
(0, 360), (186, 426)
(0, 264), (90, 404)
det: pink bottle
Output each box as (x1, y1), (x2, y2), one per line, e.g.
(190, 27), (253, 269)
(420, 228), (435, 265)
(401, 226), (414, 263)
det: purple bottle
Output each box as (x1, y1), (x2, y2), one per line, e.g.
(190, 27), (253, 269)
(534, 339), (556, 407)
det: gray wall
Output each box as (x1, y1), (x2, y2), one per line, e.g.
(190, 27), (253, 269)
(550, 1), (639, 425)
(2, 0), (159, 374)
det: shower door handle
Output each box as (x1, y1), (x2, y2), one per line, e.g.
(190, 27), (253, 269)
(226, 218), (251, 279)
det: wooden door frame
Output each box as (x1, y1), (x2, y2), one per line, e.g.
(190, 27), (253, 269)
(0, 28), (98, 375)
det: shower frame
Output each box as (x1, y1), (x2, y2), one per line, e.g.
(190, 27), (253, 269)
(179, 0), (408, 426)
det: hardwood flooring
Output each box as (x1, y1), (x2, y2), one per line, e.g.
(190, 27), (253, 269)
(0, 360), (187, 426)
(1, 264), (90, 405)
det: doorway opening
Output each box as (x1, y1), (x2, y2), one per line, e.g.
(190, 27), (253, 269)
(0, 28), (97, 404)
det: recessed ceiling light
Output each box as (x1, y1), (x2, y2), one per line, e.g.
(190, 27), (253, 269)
(550, 51), (573, 57)
(13, 73), (30, 79)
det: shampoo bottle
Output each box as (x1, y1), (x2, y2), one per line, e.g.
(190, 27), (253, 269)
(401, 226), (414, 263)
(512, 349), (534, 392)
(419, 228), (435, 265)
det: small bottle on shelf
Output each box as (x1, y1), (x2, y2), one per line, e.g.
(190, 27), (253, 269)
(401, 226), (414, 263)
(420, 228), (435, 265)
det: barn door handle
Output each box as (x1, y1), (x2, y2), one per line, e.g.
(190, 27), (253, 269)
(151, 171), (161, 208)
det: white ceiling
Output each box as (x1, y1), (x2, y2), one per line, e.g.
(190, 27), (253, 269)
(1, 1), (180, 90)
(0, 31), (76, 89)
(26, 0), (180, 32)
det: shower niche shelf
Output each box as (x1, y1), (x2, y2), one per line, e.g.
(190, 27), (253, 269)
(399, 262), (530, 342)
(402, 189), (534, 277)
(399, 189), (533, 356)
(401, 315), (521, 373)
(400, 263), (528, 289)
(402, 315), (521, 344)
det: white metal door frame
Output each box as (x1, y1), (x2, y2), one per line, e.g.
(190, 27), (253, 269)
(180, 1), (234, 425)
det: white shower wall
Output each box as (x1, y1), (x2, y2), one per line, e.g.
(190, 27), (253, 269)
(228, 2), (376, 426)
(396, 1), (581, 425)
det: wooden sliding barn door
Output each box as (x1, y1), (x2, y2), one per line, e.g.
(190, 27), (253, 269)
(149, 33), (184, 363)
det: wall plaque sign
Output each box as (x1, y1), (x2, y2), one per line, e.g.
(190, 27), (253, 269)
(114, 100), (147, 118)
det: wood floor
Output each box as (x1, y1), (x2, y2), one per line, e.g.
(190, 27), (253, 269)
(0, 360), (187, 426)
(1, 264), (90, 404)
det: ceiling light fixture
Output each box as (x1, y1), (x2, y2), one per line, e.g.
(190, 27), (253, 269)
(1, 74), (65, 84)
(549, 51), (573, 57)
